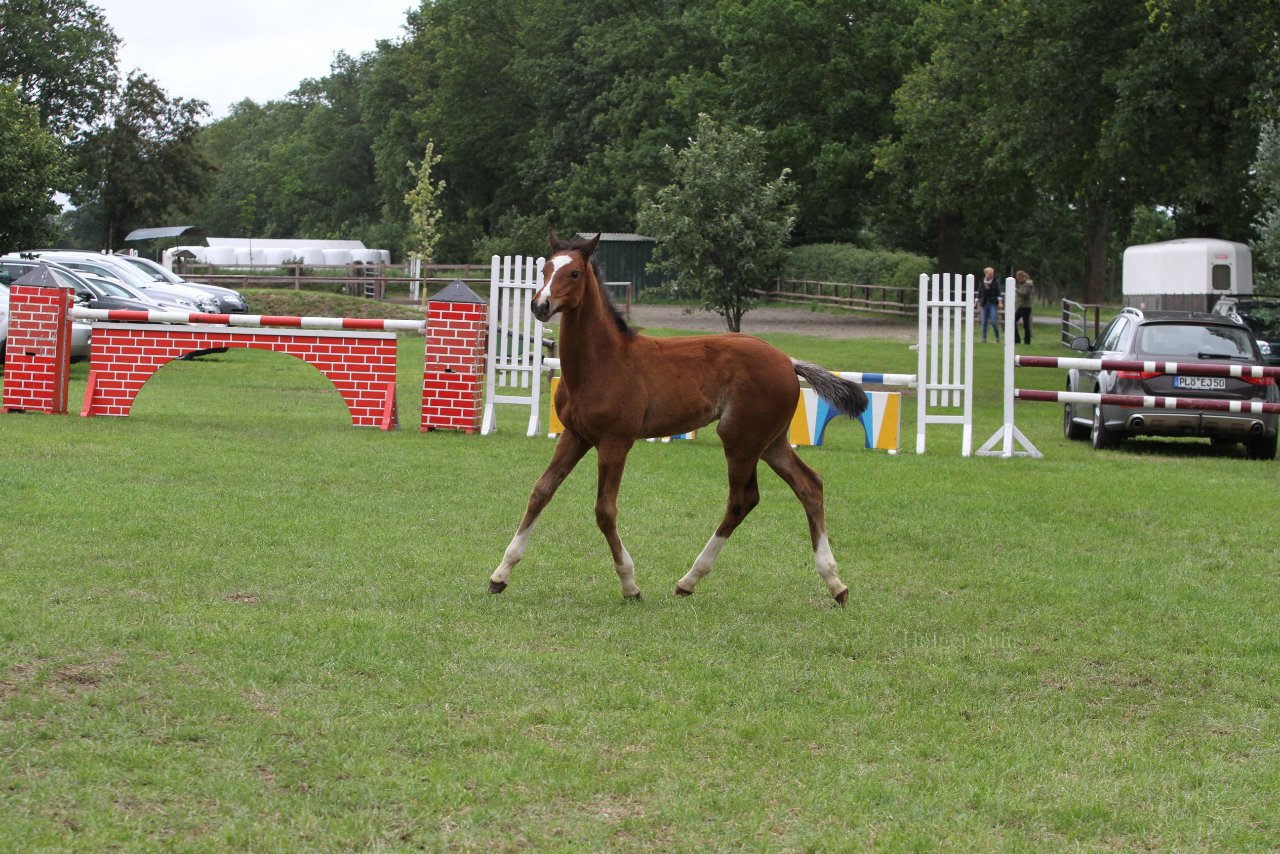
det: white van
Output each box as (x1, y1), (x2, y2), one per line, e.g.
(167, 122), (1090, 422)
(1122, 238), (1252, 313)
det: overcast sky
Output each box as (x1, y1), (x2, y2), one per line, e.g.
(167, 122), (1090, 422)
(93, 0), (415, 120)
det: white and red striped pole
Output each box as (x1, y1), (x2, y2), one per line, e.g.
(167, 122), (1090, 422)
(1016, 354), (1280, 379)
(1016, 388), (1280, 415)
(67, 307), (426, 332)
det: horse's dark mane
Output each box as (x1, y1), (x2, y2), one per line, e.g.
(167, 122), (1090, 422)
(561, 235), (634, 337)
(595, 258), (635, 338)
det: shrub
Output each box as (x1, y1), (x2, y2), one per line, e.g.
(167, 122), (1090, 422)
(783, 244), (933, 288)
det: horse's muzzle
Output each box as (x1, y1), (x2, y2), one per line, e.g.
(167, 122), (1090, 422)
(530, 299), (554, 322)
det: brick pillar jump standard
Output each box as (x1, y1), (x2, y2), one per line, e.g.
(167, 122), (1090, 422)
(2, 280), (74, 414)
(421, 280), (488, 433)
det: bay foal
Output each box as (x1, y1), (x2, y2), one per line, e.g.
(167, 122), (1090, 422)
(489, 232), (867, 603)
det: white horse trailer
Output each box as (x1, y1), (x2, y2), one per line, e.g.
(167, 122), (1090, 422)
(1122, 238), (1252, 313)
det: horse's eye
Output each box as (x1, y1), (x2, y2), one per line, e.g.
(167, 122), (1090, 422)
(570, 271), (580, 279)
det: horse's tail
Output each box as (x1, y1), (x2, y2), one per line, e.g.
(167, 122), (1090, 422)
(792, 360), (868, 418)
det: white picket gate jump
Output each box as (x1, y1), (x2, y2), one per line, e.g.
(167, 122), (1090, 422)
(481, 255), (546, 436)
(916, 273), (976, 455)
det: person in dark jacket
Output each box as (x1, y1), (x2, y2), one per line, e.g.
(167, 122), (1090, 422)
(975, 266), (1002, 343)
(1013, 270), (1035, 344)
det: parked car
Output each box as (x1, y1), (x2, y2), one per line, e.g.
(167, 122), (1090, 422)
(114, 254), (249, 314)
(1212, 296), (1280, 367)
(1063, 307), (1278, 459)
(0, 260), (94, 362)
(22, 251), (221, 313)
(72, 273), (167, 312)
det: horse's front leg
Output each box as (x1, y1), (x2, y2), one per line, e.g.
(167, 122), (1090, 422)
(595, 438), (640, 600)
(490, 430), (591, 594)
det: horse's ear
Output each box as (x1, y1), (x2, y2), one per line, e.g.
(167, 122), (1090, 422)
(581, 233), (601, 260)
(549, 229), (566, 251)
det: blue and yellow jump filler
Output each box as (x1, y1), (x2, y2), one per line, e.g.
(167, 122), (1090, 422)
(789, 388), (901, 452)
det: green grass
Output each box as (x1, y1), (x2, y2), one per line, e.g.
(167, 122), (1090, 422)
(238, 289), (430, 319)
(1, 317), (1278, 851)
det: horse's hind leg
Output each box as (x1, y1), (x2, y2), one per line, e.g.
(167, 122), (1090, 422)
(674, 453), (761, 596)
(490, 430), (590, 594)
(761, 436), (849, 604)
(595, 438), (642, 599)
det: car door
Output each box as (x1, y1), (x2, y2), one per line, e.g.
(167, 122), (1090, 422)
(1075, 315), (1130, 394)
(1092, 315), (1135, 395)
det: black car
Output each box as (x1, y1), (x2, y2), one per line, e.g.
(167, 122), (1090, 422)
(72, 273), (161, 312)
(1064, 308), (1278, 459)
(1212, 296), (1280, 367)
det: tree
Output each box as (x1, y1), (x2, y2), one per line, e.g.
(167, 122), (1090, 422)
(1252, 120), (1280, 294)
(637, 115), (796, 332)
(404, 140), (446, 264)
(0, 0), (119, 140)
(709, 0), (919, 243)
(70, 73), (211, 249)
(1113, 0), (1280, 239)
(0, 85), (66, 254)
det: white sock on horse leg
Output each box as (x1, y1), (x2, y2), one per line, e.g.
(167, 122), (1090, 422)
(678, 534), (727, 592)
(813, 533), (846, 597)
(614, 545), (640, 598)
(491, 524), (535, 586)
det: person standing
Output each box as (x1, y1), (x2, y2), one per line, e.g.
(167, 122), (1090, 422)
(1014, 270), (1035, 345)
(975, 266), (1002, 343)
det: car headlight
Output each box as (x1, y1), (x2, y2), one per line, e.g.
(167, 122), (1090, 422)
(198, 297), (220, 312)
(174, 298), (197, 309)
(1260, 340), (1273, 356)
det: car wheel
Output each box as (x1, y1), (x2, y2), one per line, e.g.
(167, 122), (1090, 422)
(1064, 401), (1089, 441)
(1090, 403), (1117, 450)
(1245, 432), (1277, 461)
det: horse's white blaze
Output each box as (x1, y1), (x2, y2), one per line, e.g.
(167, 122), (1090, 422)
(678, 534), (727, 591)
(814, 533), (845, 596)
(614, 545), (640, 598)
(491, 524), (535, 585)
(534, 253), (574, 308)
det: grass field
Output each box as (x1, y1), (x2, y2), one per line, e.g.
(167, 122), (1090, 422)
(2, 312), (1278, 851)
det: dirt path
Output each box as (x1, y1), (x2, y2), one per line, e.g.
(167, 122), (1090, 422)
(624, 304), (920, 341)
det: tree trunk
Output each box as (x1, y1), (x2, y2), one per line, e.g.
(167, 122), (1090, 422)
(1082, 202), (1111, 305)
(936, 211), (964, 274)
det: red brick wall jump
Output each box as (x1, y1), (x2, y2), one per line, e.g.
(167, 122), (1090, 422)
(2, 284), (74, 414)
(82, 324), (400, 429)
(421, 300), (487, 433)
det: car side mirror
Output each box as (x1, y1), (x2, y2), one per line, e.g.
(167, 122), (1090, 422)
(74, 292), (92, 306)
(1070, 335), (1091, 352)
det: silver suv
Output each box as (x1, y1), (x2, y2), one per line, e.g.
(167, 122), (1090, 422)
(1064, 308), (1278, 459)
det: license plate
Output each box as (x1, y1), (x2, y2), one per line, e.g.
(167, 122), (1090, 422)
(1173, 376), (1226, 391)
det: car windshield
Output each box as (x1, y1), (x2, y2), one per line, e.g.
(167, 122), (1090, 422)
(53, 256), (156, 290)
(47, 268), (87, 290)
(121, 256), (183, 284)
(89, 277), (140, 298)
(1137, 323), (1256, 359)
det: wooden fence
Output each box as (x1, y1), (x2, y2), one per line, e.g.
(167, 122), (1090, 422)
(752, 278), (917, 316)
(175, 262), (489, 300)
(175, 261), (633, 315)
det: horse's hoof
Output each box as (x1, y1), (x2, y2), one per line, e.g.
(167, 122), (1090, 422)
(624, 592), (643, 602)
(488, 580), (507, 594)
(674, 585), (694, 597)
(833, 587), (849, 606)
